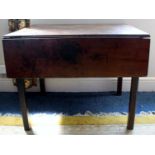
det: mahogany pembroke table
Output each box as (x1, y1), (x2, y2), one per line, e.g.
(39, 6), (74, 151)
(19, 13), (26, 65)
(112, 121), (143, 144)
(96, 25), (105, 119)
(2, 24), (150, 131)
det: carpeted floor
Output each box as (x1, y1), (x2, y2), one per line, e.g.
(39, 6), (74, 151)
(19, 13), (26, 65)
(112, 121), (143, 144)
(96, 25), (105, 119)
(0, 92), (155, 126)
(0, 92), (155, 115)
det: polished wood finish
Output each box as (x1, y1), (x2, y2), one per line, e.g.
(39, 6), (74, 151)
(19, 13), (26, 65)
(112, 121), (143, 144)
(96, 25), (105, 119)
(16, 79), (30, 131)
(4, 24), (149, 38)
(3, 37), (150, 78)
(127, 77), (139, 130)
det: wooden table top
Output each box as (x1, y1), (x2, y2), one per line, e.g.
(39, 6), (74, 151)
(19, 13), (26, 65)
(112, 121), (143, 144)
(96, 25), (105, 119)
(3, 24), (150, 38)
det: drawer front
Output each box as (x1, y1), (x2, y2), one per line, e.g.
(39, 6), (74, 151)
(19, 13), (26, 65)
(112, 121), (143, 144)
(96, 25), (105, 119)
(3, 37), (150, 78)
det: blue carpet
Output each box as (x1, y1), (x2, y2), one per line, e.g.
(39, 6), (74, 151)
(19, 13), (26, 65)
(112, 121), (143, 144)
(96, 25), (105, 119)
(0, 92), (155, 115)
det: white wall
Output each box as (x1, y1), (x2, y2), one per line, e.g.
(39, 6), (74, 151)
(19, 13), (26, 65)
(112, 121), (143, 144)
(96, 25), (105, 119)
(0, 19), (9, 65)
(0, 19), (155, 92)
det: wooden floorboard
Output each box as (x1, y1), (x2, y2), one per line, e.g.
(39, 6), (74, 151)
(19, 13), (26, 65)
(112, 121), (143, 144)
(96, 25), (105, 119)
(0, 124), (155, 135)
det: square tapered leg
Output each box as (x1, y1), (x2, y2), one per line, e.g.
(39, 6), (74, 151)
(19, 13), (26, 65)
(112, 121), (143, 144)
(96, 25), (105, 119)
(127, 77), (139, 130)
(117, 77), (123, 96)
(16, 78), (31, 131)
(39, 78), (46, 93)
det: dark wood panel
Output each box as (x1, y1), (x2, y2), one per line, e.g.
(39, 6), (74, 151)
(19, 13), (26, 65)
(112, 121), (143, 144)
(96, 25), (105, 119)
(3, 37), (150, 78)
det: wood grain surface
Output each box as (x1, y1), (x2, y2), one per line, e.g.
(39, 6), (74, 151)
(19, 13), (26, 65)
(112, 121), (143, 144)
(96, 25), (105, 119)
(3, 37), (150, 78)
(3, 24), (150, 38)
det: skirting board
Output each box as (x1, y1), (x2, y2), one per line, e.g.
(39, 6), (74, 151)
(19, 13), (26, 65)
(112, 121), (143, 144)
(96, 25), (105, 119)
(0, 77), (155, 92)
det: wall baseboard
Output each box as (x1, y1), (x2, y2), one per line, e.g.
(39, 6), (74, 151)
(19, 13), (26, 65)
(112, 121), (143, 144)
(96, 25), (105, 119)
(0, 77), (155, 92)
